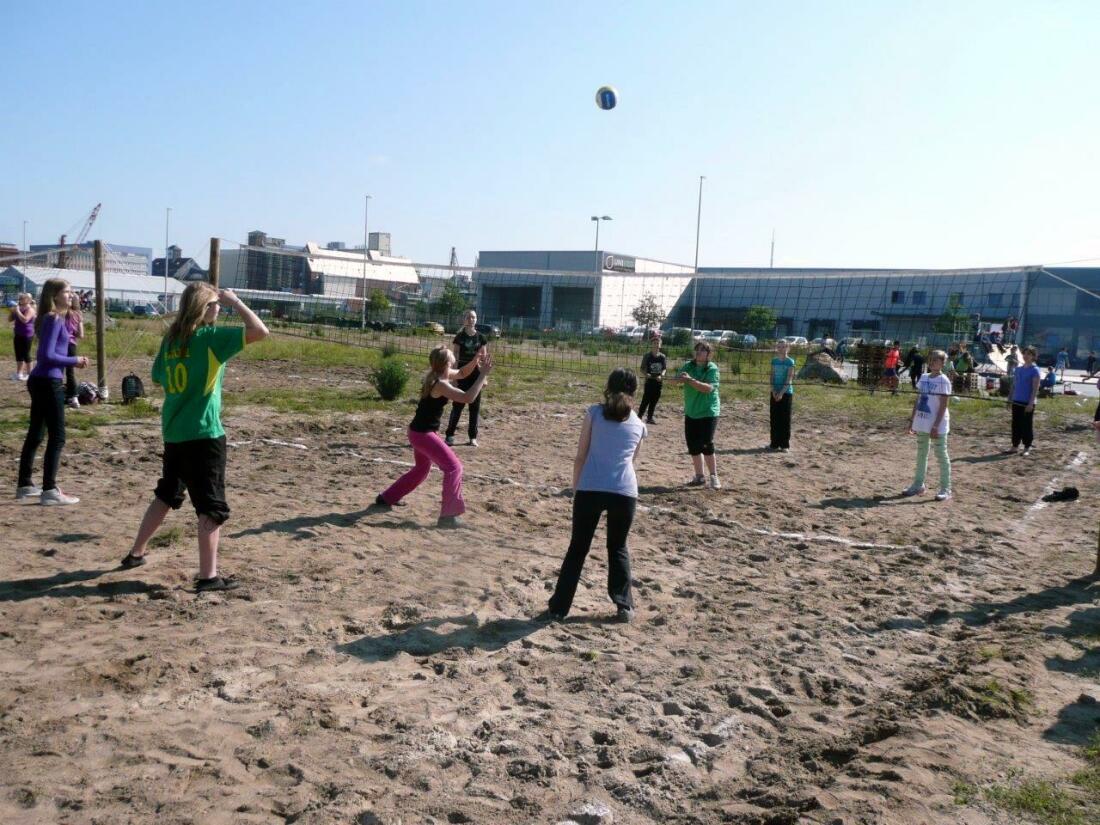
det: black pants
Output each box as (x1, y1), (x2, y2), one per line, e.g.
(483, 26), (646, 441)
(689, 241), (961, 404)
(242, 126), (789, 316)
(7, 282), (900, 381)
(65, 342), (79, 400)
(154, 436), (231, 524)
(1011, 402), (1034, 448)
(18, 377), (66, 490)
(769, 393), (792, 449)
(684, 415), (717, 456)
(445, 371), (481, 440)
(549, 491), (636, 616)
(638, 379), (662, 421)
(13, 334), (32, 364)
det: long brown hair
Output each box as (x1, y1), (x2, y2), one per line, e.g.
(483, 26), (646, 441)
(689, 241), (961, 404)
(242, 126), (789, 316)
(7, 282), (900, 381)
(166, 282), (218, 356)
(602, 368), (638, 421)
(421, 345), (452, 398)
(35, 278), (70, 336)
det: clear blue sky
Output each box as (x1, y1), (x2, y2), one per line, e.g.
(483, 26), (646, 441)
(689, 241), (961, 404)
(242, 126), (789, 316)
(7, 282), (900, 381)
(4, 0), (1099, 269)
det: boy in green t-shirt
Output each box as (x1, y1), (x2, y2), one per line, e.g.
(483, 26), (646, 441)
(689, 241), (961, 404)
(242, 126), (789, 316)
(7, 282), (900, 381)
(121, 284), (269, 592)
(665, 340), (721, 488)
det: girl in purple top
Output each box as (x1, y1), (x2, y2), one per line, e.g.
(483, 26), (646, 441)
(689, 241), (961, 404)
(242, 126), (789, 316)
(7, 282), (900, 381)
(9, 292), (35, 381)
(16, 279), (89, 505)
(64, 293), (85, 408)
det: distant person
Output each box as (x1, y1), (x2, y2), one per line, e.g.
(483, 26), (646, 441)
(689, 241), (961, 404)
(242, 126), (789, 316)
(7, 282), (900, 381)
(16, 279), (88, 505)
(880, 341), (901, 395)
(545, 368), (646, 624)
(1005, 315), (1019, 343)
(1040, 366), (1057, 397)
(903, 346), (925, 390)
(444, 309), (488, 448)
(1055, 346), (1070, 382)
(1009, 346), (1041, 456)
(1004, 345), (1019, 396)
(64, 293), (85, 409)
(122, 286), (270, 590)
(10, 292), (35, 381)
(637, 331), (667, 424)
(769, 339), (796, 451)
(1087, 351), (1097, 378)
(665, 341), (721, 489)
(903, 349), (952, 501)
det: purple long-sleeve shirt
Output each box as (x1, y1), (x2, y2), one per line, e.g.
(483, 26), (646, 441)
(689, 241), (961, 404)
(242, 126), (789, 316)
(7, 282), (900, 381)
(29, 314), (78, 380)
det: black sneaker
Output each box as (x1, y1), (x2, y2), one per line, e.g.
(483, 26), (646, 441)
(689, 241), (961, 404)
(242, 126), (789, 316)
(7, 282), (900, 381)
(195, 575), (240, 594)
(373, 494), (392, 511)
(437, 515), (465, 529)
(616, 606), (635, 624)
(686, 475), (706, 487)
(119, 553), (147, 570)
(536, 609), (566, 623)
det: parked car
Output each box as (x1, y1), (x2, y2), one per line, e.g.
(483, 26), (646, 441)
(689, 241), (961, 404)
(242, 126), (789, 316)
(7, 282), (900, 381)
(705, 329), (737, 344)
(692, 329), (708, 341)
(131, 304), (162, 317)
(732, 333), (758, 347)
(383, 320), (411, 332)
(475, 322), (501, 338)
(424, 321), (446, 334)
(782, 336), (809, 347)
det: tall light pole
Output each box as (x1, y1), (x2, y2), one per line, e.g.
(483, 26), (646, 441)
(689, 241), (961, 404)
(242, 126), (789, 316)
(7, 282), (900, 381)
(591, 215), (611, 272)
(164, 207), (172, 312)
(361, 194), (372, 330)
(690, 175), (705, 332)
(22, 220), (27, 292)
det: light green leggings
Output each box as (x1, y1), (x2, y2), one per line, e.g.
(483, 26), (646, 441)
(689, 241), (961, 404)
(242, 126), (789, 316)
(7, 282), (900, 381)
(913, 432), (951, 492)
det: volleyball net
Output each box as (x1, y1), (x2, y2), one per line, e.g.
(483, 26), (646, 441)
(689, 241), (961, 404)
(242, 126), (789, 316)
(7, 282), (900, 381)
(216, 237), (1100, 396)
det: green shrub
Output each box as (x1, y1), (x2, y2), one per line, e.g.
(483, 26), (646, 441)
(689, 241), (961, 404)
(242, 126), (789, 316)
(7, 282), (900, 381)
(582, 344), (600, 357)
(370, 357), (410, 400)
(668, 328), (692, 346)
(381, 342), (398, 358)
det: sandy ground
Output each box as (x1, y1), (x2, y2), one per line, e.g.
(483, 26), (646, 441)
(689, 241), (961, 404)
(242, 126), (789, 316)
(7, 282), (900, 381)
(1, 356), (1098, 825)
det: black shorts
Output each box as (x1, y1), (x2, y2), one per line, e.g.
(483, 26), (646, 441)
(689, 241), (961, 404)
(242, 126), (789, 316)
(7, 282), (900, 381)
(684, 415), (718, 456)
(13, 335), (31, 364)
(154, 436), (230, 524)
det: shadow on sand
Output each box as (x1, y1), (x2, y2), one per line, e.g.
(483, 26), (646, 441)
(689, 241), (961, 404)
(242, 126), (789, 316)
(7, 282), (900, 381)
(230, 507), (379, 540)
(336, 614), (542, 662)
(0, 569), (165, 602)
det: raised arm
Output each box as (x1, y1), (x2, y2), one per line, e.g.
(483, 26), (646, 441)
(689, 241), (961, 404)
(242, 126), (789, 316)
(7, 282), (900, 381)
(438, 354), (494, 404)
(220, 289), (269, 344)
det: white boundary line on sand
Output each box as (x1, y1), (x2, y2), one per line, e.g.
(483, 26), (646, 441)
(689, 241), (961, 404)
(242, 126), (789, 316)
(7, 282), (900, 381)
(1023, 450), (1089, 522)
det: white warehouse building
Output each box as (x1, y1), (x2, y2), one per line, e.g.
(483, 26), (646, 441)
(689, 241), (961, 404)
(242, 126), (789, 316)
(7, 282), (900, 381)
(474, 251), (694, 331)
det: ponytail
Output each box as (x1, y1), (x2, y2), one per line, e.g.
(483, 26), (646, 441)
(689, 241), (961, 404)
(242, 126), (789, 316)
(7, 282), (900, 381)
(601, 367), (638, 422)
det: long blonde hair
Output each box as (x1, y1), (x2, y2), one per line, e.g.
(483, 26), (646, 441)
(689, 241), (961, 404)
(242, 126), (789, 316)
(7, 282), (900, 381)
(167, 282), (218, 356)
(35, 278), (70, 336)
(421, 345), (452, 398)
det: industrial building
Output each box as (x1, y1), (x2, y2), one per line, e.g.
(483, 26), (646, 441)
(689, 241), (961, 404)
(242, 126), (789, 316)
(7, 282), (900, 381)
(667, 266), (1100, 363)
(474, 250), (694, 330)
(218, 230), (417, 302)
(0, 266), (187, 310)
(28, 242), (153, 277)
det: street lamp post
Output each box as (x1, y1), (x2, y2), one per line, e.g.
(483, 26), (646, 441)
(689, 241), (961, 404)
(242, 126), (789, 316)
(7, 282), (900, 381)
(690, 176), (705, 333)
(164, 207), (172, 312)
(361, 194), (372, 330)
(22, 220), (27, 293)
(591, 215), (612, 272)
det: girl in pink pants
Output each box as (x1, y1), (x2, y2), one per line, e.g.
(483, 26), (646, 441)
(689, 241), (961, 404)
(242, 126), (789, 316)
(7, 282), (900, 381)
(376, 345), (493, 528)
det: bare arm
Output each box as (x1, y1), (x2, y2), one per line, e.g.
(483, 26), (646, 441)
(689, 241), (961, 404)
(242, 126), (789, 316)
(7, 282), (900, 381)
(929, 393), (948, 437)
(1027, 375), (1039, 409)
(437, 354), (493, 404)
(572, 412), (593, 491)
(220, 289), (269, 344)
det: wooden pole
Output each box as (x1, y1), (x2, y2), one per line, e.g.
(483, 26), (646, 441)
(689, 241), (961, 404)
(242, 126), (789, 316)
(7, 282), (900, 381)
(208, 237), (220, 288)
(94, 240), (107, 396)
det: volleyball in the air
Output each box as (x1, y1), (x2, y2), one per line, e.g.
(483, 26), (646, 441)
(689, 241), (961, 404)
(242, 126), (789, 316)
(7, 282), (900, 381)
(595, 85), (618, 110)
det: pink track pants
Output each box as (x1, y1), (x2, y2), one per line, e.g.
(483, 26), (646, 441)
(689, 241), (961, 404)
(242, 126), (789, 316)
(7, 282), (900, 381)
(380, 429), (466, 517)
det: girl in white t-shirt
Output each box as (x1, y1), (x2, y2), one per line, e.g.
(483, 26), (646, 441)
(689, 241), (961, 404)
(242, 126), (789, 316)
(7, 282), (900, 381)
(903, 349), (952, 501)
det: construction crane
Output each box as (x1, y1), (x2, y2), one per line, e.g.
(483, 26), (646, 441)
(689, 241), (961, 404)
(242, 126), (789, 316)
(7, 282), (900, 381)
(57, 203), (101, 269)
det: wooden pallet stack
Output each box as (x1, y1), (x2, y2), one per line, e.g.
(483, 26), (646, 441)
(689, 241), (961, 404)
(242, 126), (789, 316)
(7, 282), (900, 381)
(857, 344), (887, 387)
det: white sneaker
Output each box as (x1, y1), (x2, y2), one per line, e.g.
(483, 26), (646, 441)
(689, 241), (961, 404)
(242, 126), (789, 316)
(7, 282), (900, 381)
(444, 435), (455, 446)
(469, 438), (479, 448)
(67, 397), (80, 409)
(935, 490), (952, 501)
(709, 474), (722, 489)
(902, 485), (926, 497)
(40, 488), (79, 506)
(1022, 447), (1032, 456)
(16, 373), (28, 381)
(15, 485), (42, 503)
(11, 372), (20, 381)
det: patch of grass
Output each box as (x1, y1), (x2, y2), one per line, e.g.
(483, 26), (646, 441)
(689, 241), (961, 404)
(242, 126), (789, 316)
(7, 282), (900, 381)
(977, 644), (1004, 661)
(225, 386), (399, 414)
(148, 526), (184, 549)
(580, 650), (600, 662)
(238, 332), (382, 369)
(983, 779), (1085, 825)
(951, 779), (978, 805)
(115, 398), (159, 419)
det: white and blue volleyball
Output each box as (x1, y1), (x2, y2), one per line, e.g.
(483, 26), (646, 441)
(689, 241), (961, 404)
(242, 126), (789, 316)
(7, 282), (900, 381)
(595, 85), (618, 110)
